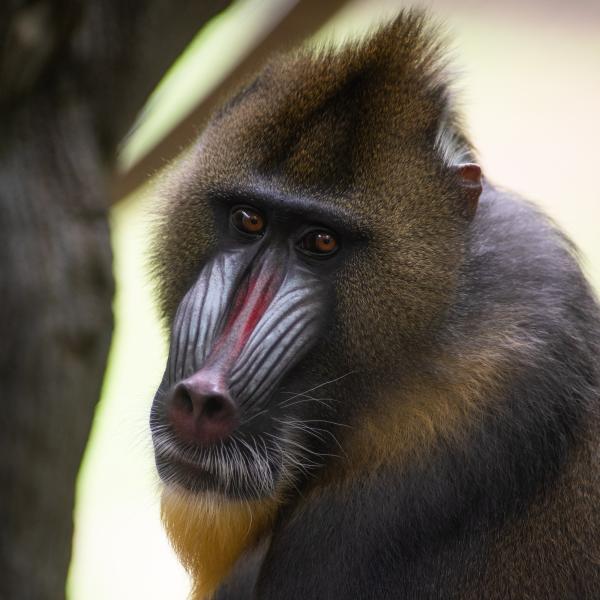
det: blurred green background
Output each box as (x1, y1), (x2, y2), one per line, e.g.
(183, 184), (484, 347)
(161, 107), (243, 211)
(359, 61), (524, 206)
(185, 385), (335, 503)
(67, 0), (600, 598)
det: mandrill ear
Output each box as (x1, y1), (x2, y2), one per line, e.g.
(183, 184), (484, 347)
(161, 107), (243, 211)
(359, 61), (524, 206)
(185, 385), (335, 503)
(453, 163), (483, 220)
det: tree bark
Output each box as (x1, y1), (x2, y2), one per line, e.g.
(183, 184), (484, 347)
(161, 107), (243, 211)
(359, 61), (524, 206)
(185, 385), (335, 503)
(0, 1), (230, 598)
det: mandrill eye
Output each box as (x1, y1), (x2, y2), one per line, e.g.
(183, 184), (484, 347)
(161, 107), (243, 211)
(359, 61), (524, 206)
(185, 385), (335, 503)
(231, 206), (266, 236)
(297, 230), (339, 257)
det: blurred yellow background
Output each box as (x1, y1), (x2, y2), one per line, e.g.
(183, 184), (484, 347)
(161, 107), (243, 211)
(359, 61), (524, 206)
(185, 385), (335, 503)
(67, 0), (600, 598)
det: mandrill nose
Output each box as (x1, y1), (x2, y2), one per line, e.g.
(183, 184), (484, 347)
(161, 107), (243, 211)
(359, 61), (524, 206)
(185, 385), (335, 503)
(167, 370), (238, 446)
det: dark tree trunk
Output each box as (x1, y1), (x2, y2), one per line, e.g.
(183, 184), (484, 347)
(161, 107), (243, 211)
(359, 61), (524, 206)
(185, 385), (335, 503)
(0, 1), (230, 598)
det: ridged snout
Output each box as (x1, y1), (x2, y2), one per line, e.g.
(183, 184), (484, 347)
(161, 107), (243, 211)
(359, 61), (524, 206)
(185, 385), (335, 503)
(162, 245), (327, 446)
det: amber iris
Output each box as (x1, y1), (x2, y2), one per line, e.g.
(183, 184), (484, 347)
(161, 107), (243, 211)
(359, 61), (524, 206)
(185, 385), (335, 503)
(231, 207), (265, 235)
(300, 230), (338, 256)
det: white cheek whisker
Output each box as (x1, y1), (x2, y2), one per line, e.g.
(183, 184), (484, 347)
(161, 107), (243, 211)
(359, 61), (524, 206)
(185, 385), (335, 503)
(279, 370), (357, 406)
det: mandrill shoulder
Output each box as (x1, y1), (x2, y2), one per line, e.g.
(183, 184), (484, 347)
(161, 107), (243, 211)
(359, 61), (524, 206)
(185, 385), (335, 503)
(253, 440), (600, 600)
(455, 181), (600, 389)
(471, 433), (600, 600)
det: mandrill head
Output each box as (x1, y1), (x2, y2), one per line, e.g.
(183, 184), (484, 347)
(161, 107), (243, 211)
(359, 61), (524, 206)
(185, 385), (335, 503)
(149, 11), (482, 598)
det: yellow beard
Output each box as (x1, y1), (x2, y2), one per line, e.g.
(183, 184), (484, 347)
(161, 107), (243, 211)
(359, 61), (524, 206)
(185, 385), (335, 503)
(161, 487), (277, 599)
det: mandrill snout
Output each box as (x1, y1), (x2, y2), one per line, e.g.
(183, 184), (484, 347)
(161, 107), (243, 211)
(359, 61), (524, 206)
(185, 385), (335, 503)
(167, 369), (239, 446)
(156, 245), (327, 456)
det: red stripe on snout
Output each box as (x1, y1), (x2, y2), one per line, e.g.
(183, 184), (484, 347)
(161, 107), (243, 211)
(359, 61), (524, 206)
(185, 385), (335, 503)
(213, 267), (282, 364)
(239, 278), (274, 349)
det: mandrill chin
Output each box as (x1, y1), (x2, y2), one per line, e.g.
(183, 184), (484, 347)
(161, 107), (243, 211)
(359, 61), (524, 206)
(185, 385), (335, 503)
(149, 11), (600, 600)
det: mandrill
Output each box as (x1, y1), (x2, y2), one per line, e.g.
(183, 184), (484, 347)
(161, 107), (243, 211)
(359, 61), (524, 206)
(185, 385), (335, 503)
(149, 11), (600, 600)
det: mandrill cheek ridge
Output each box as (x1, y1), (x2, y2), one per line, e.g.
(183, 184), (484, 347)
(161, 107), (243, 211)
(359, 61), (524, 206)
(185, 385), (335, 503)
(229, 285), (323, 389)
(168, 250), (245, 384)
(230, 303), (323, 407)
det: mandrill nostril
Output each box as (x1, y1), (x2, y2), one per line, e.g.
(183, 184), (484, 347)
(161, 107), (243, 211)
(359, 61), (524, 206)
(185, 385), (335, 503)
(172, 384), (194, 414)
(203, 395), (228, 419)
(167, 372), (239, 445)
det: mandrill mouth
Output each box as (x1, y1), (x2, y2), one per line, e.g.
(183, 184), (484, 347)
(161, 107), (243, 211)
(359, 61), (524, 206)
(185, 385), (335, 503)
(151, 410), (284, 498)
(151, 389), (333, 499)
(151, 370), (349, 500)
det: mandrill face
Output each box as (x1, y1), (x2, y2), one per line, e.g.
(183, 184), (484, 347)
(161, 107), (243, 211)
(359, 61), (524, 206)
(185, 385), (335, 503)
(149, 19), (478, 503)
(150, 195), (356, 500)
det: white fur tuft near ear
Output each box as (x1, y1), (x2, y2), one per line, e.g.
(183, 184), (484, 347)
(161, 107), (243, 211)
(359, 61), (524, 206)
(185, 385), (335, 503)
(434, 121), (471, 166)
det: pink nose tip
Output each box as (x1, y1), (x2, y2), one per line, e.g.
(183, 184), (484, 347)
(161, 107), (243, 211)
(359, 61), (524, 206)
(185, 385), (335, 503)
(167, 370), (238, 446)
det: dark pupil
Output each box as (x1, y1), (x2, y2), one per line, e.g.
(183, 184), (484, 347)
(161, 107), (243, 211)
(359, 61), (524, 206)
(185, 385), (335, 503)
(319, 234), (332, 247)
